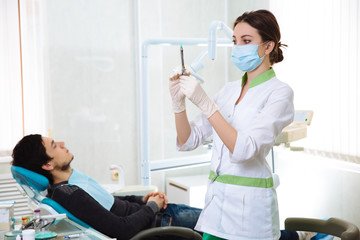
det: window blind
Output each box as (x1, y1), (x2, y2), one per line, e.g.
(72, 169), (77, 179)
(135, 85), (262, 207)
(270, 0), (359, 161)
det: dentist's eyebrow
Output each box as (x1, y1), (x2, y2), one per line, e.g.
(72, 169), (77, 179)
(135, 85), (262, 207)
(241, 34), (253, 38)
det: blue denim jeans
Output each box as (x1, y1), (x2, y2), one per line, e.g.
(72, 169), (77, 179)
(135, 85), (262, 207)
(279, 230), (299, 240)
(160, 203), (202, 229)
(148, 203), (202, 239)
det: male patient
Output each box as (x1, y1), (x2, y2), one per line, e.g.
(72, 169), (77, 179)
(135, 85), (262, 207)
(12, 134), (201, 240)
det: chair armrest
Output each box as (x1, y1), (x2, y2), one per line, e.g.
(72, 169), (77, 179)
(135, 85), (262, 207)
(129, 226), (202, 240)
(285, 217), (359, 240)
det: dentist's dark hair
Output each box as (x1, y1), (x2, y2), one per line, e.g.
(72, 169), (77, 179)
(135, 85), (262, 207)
(234, 9), (286, 65)
(12, 134), (54, 185)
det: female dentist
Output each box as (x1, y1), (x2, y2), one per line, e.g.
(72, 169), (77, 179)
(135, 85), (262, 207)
(169, 9), (294, 240)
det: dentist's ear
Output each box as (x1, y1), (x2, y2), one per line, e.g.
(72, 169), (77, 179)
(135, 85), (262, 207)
(265, 41), (275, 55)
(42, 162), (54, 171)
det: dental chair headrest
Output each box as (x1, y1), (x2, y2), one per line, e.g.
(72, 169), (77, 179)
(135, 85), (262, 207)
(11, 166), (49, 192)
(11, 166), (91, 229)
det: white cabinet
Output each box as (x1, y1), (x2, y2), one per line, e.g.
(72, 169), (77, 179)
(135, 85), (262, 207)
(166, 175), (208, 209)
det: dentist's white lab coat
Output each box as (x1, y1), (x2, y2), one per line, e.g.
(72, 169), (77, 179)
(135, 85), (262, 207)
(177, 71), (294, 240)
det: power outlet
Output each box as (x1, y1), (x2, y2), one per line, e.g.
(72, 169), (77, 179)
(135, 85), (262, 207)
(111, 169), (119, 181)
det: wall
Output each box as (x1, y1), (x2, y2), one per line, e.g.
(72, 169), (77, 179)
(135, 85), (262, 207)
(40, 0), (269, 184)
(44, 0), (138, 184)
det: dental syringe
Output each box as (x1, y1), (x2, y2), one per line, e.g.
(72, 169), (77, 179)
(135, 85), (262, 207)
(179, 44), (204, 83)
(180, 44), (186, 75)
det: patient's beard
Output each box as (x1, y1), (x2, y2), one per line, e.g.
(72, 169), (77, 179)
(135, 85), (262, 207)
(56, 156), (74, 171)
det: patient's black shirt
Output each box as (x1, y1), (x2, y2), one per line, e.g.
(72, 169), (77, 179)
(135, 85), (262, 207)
(47, 181), (157, 240)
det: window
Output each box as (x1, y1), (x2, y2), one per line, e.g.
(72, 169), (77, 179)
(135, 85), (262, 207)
(0, 0), (23, 155)
(270, 0), (360, 161)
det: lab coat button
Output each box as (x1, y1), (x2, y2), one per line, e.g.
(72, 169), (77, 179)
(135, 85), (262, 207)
(228, 114), (231, 118)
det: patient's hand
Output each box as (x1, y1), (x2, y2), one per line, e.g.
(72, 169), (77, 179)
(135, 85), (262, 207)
(148, 195), (165, 211)
(143, 191), (168, 210)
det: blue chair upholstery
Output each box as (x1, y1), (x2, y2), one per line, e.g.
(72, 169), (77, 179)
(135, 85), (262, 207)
(11, 166), (90, 229)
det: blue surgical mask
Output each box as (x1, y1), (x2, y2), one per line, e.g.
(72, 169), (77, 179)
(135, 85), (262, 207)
(231, 43), (265, 72)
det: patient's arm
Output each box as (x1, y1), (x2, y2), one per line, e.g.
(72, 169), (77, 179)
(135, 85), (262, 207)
(52, 185), (157, 240)
(116, 191), (168, 208)
(115, 195), (145, 205)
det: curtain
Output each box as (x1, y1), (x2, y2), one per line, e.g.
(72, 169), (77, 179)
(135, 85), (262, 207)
(0, 0), (23, 153)
(270, 0), (360, 161)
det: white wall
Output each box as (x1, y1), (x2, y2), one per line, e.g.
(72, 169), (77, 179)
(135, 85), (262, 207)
(43, 0), (138, 184)
(38, 0), (269, 184)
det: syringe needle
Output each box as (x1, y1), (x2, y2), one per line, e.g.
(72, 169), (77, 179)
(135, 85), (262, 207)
(180, 44), (185, 75)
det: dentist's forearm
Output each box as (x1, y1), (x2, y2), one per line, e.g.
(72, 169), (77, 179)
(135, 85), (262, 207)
(174, 111), (191, 146)
(208, 111), (237, 153)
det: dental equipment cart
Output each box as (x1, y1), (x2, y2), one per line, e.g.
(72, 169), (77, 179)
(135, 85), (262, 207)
(0, 217), (115, 240)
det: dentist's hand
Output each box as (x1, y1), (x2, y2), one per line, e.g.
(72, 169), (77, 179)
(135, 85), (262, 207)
(180, 75), (218, 118)
(169, 68), (190, 113)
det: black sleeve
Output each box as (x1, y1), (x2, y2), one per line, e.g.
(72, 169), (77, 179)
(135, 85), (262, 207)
(115, 195), (145, 205)
(52, 186), (155, 240)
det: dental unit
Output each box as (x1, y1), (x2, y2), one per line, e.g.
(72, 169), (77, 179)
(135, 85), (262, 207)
(140, 21), (233, 186)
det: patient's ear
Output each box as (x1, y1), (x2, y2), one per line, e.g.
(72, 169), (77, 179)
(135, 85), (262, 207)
(42, 162), (54, 171)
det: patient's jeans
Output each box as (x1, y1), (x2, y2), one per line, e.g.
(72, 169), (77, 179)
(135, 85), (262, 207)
(160, 203), (201, 229)
(149, 203), (201, 240)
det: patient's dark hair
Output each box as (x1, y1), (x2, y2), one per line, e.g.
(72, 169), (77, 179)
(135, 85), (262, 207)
(12, 134), (54, 185)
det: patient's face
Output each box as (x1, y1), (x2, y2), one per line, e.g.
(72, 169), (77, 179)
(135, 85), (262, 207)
(42, 136), (74, 171)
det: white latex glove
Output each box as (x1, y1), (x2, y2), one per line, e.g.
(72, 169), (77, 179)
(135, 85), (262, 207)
(169, 68), (190, 113)
(180, 75), (218, 118)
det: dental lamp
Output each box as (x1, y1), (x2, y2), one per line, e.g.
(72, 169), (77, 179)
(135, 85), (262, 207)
(189, 21), (233, 79)
(208, 21), (234, 60)
(190, 49), (208, 73)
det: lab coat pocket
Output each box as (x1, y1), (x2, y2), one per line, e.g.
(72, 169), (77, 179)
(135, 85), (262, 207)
(243, 189), (273, 237)
(220, 187), (245, 235)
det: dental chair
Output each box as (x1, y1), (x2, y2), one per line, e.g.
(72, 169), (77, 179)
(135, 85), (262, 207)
(130, 227), (202, 240)
(11, 165), (91, 228)
(130, 217), (359, 240)
(11, 166), (203, 239)
(285, 217), (359, 240)
(12, 166), (358, 240)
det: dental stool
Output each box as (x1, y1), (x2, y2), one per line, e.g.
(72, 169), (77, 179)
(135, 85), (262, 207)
(11, 165), (90, 228)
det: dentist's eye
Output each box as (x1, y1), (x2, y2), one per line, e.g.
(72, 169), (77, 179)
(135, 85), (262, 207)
(244, 40), (251, 44)
(232, 40), (237, 44)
